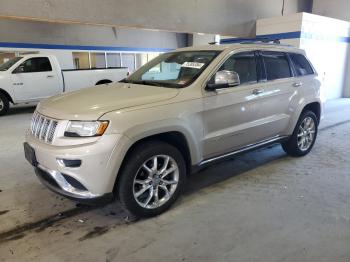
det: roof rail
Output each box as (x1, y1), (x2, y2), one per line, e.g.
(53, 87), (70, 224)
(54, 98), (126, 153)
(240, 38), (281, 44)
(239, 38), (294, 47)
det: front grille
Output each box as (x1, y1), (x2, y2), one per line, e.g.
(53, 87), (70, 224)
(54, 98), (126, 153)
(31, 111), (58, 143)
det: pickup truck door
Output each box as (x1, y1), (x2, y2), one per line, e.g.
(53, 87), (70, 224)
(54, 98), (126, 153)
(11, 57), (61, 102)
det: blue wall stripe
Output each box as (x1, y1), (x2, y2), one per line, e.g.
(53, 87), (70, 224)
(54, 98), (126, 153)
(220, 31), (350, 44)
(1, 31), (350, 51)
(0, 41), (173, 52)
(300, 32), (350, 43)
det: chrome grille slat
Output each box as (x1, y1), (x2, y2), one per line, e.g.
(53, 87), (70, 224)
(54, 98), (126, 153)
(30, 111), (58, 144)
(40, 119), (50, 140)
(30, 112), (36, 133)
(32, 112), (40, 134)
(36, 116), (44, 138)
(45, 120), (53, 142)
(47, 122), (57, 143)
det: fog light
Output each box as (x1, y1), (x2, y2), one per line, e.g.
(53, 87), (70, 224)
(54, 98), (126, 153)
(57, 158), (82, 168)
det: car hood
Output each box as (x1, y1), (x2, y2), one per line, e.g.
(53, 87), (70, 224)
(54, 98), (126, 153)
(37, 82), (180, 120)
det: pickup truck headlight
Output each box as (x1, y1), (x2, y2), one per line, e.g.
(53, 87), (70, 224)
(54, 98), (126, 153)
(64, 121), (109, 137)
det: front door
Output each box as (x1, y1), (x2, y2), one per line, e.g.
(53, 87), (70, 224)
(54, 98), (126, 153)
(11, 57), (60, 102)
(202, 51), (266, 159)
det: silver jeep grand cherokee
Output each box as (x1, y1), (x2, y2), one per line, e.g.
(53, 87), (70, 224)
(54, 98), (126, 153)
(24, 42), (322, 217)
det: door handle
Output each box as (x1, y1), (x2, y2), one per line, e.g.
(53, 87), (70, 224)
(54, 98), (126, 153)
(293, 82), (302, 87)
(252, 89), (263, 95)
(47, 75), (54, 78)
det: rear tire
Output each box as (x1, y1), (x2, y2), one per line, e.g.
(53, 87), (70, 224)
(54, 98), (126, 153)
(118, 141), (186, 218)
(282, 110), (318, 157)
(0, 93), (9, 116)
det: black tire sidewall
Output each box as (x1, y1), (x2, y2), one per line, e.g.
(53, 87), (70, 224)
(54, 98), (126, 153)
(118, 141), (186, 217)
(0, 93), (9, 116)
(283, 110), (318, 157)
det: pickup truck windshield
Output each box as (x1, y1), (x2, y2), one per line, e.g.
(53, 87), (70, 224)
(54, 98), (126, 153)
(123, 51), (221, 88)
(0, 57), (23, 71)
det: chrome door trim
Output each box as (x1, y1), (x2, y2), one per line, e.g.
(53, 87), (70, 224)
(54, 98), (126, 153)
(199, 135), (288, 166)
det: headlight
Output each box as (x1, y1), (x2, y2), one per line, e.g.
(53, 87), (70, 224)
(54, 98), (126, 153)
(64, 121), (109, 137)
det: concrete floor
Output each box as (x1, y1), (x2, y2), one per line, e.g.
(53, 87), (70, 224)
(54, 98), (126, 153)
(1, 99), (350, 262)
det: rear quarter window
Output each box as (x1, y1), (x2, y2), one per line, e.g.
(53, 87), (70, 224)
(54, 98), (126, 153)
(289, 53), (314, 76)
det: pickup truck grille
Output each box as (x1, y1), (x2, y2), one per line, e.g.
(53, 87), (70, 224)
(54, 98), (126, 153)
(31, 111), (58, 143)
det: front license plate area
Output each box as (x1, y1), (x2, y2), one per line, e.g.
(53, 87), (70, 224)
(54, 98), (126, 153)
(24, 142), (38, 167)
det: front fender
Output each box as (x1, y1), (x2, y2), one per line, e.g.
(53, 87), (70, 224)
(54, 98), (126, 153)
(123, 118), (202, 165)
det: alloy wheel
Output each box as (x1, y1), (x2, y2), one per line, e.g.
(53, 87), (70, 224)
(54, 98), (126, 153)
(132, 155), (179, 209)
(297, 116), (316, 151)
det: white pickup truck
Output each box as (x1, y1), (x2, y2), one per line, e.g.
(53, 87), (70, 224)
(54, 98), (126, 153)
(0, 54), (128, 115)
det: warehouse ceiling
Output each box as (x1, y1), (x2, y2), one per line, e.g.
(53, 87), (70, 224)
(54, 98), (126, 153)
(0, 0), (312, 36)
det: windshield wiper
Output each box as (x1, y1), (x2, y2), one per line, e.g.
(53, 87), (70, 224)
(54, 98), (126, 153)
(120, 79), (181, 88)
(127, 80), (160, 86)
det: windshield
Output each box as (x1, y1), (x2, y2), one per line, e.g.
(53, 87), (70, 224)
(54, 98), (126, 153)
(0, 57), (23, 71)
(122, 51), (221, 88)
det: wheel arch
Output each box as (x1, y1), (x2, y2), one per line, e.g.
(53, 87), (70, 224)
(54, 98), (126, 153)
(112, 129), (198, 193)
(0, 88), (14, 103)
(126, 130), (194, 171)
(302, 102), (321, 124)
(286, 100), (322, 136)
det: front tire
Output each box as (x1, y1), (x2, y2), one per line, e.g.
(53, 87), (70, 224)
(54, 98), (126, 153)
(0, 93), (9, 116)
(118, 141), (186, 218)
(282, 110), (318, 157)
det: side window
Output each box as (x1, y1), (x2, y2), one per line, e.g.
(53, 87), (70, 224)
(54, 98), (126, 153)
(19, 57), (52, 73)
(261, 51), (291, 81)
(218, 51), (257, 85)
(289, 53), (314, 76)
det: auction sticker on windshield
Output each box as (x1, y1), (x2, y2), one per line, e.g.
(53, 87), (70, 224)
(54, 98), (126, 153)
(181, 62), (205, 69)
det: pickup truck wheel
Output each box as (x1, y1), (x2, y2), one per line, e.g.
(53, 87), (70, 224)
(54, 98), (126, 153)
(118, 141), (186, 218)
(282, 110), (318, 157)
(0, 93), (9, 116)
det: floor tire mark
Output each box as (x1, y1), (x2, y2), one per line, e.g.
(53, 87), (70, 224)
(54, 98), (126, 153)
(0, 206), (94, 243)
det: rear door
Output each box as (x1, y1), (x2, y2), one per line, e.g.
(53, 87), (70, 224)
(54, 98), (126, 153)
(11, 57), (61, 102)
(249, 51), (296, 140)
(288, 52), (316, 91)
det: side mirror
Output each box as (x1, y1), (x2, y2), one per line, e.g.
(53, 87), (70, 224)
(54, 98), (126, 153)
(13, 65), (25, 74)
(206, 70), (240, 91)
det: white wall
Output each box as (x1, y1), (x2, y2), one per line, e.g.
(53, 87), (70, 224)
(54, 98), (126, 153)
(312, 0), (350, 96)
(191, 34), (219, 46)
(256, 13), (350, 100)
(301, 13), (350, 99)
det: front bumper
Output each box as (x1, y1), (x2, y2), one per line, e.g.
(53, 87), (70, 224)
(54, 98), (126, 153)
(25, 132), (130, 202)
(35, 165), (113, 204)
